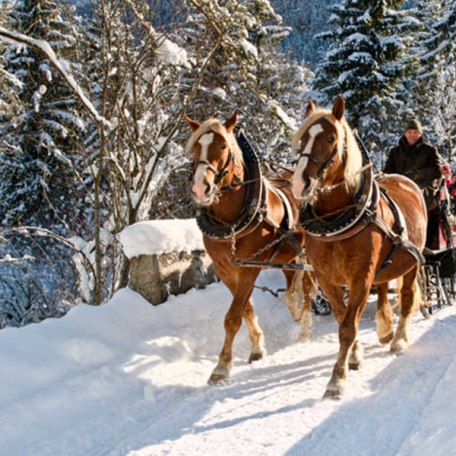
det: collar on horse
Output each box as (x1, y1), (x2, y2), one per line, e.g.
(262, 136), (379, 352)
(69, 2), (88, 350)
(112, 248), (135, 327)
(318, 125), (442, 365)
(196, 131), (265, 239)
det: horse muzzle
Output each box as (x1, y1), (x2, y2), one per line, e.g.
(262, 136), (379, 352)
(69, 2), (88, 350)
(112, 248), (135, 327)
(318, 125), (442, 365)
(192, 180), (215, 206)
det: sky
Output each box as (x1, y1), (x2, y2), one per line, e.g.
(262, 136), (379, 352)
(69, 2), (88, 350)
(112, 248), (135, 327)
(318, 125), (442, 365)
(1, 264), (456, 456)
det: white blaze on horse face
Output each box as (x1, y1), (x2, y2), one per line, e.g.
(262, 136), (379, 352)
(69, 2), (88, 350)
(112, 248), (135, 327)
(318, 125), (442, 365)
(192, 133), (215, 203)
(291, 123), (324, 199)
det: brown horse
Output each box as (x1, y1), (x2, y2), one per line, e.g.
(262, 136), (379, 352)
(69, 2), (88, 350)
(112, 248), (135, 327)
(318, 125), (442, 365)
(185, 113), (317, 384)
(290, 96), (427, 399)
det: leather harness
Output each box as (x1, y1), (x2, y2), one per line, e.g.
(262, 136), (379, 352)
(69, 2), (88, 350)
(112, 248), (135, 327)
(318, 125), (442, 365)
(196, 131), (302, 258)
(298, 150), (425, 276)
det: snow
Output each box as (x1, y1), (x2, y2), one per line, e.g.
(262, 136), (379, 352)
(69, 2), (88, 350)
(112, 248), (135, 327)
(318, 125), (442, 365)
(241, 39), (258, 59)
(1, 266), (456, 455)
(268, 100), (297, 130)
(0, 26), (111, 128)
(118, 219), (204, 258)
(156, 38), (189, 67)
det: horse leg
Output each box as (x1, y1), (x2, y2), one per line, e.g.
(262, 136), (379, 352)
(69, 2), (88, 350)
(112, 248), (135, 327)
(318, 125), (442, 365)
(243, 297), (267, 362)
(375, 282), (394, 344)
(324, 279), (372, 399)
(319, 282), (362, 370)
(390, 266), (420, 355)
(283, 270), (317, 341)
(301, 271), (318, 340)
(208, 268), (260, 384)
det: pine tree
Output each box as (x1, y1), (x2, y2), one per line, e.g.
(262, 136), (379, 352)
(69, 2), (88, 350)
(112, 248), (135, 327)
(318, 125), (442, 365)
(312, 0), (418, 159)
(179, 0), (312, 163)
(271, 0), (338, 66)
(415, 0), (456, 161)
(0, 0), (88, 233)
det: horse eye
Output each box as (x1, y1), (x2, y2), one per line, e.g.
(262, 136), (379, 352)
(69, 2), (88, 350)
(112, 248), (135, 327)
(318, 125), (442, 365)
(221, 143), (227, 150)
(327, 136), (335, 144)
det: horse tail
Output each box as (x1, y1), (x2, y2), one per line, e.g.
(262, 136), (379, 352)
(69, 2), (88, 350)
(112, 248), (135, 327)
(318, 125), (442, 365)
(283, 270), (317, 341)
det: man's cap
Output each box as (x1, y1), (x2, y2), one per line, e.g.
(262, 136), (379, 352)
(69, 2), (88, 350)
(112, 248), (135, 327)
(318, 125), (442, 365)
(405, 118), (423, 133)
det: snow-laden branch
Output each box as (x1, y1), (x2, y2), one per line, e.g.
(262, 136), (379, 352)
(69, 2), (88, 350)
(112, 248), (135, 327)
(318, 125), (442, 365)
(0, 26), (111, 129)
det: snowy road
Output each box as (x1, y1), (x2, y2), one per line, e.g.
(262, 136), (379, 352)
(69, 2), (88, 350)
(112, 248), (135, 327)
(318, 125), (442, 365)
(1, 270), (455, 456)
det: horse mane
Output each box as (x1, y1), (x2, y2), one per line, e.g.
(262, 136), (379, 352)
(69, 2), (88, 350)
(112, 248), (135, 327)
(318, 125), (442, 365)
(185, 118), (244, 166)
(292, 108), (363, 190)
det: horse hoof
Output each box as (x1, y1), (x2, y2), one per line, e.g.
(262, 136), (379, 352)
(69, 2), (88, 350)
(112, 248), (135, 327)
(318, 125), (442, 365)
(298, 330), (313, 342)
(349, 362), (360, 371)
(379, 332), (394, 344)
(207, 364), (230, 385)
(207, 373), (229, 385)
(323, 389), (343, 400)
(390, 340), (407, 355)
(248, 350), (266, 363)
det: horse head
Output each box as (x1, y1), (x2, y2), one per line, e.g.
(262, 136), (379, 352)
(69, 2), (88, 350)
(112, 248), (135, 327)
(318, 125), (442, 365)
(291, 95), (362, 205)
(184, 113), (241, 206)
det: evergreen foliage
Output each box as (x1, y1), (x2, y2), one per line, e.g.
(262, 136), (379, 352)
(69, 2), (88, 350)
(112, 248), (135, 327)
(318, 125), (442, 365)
(312, 0), (419, 161)
(416, 0), (456, 161)
(0, 0), (88, 233)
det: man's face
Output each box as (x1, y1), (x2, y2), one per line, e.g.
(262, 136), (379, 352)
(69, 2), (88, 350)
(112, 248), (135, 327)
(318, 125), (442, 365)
(405, 129), (422, 146)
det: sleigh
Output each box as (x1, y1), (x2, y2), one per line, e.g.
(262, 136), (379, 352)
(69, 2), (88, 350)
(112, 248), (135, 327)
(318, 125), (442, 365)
(421, 247), (456, 315)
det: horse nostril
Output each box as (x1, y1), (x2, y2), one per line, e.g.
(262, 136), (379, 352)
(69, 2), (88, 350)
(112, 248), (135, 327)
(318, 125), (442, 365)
(204, 184), (212, 196)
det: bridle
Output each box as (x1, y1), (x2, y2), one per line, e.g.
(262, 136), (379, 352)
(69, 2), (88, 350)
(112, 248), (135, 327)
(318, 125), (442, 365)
(195, 151), (235, 189)
(297, 126), (347, 182)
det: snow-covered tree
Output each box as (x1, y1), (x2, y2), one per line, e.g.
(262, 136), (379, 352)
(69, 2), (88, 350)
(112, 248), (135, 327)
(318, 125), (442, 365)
(0, 3), (22, 125)
(0, 0), (88, 233)
(271, 0), (338, 67)
(0, 2), (90, 326)
(312, 0), (419, 160)
(415, 0), (456, 161)
(179, 0), (312, 163)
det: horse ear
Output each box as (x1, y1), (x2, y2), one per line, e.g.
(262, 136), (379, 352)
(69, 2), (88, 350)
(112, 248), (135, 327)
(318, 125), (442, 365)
(306, 99), (316, 117)
(224, 112), (238, 133)
(332, 95), (345, 121)
(184, 115), (200, 132)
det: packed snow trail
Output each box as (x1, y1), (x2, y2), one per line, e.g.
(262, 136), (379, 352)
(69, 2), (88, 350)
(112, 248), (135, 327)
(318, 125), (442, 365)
(0, 270), (455, 456)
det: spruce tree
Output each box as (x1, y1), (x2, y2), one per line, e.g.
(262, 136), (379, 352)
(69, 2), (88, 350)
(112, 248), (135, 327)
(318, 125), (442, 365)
(415, 0), (456, 161)
(312, 0), (417, 160)
(180, 0), (312, 163)
(0, 0), (87, 233)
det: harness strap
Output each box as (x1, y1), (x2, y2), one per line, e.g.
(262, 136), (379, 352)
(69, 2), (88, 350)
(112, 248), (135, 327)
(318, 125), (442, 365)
(374, 189), (425, 279)
(262, 181), (303, 260)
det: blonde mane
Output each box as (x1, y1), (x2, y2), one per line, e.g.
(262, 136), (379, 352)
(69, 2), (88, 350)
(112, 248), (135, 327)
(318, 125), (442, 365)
(292, 108), (363, 190)
(185, 118), (244, 166)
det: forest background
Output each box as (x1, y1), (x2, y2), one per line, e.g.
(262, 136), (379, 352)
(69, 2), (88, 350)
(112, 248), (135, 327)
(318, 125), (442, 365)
(0, 0), (454, 327)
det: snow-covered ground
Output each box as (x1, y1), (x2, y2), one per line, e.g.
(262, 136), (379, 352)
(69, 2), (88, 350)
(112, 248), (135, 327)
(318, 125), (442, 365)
(1, 268), (455, 456)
